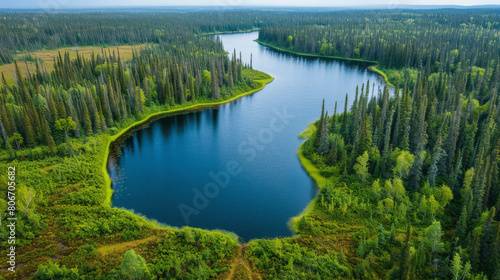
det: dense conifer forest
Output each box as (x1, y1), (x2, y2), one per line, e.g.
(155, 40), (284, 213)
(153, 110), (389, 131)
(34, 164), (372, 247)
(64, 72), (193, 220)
(0, 10), (273, 279)
(0, 8), (499, 280)
(257, 9), (500, 87)
(256, 9), (500, 280)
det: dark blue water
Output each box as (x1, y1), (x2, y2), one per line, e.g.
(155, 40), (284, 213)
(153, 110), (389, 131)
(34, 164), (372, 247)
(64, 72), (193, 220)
(109, 31), (388, 241)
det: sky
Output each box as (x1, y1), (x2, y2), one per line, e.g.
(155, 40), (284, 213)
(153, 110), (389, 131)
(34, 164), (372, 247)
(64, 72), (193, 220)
(1, 0), (498, 9)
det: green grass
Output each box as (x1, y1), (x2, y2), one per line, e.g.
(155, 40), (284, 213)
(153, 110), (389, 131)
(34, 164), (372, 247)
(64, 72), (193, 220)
(288, 198), (316, 233)
(298, 122), (316, 139)
(368, 65), (396, 88)
(297, 141), (329, 188)
(292, 125), (333, 232)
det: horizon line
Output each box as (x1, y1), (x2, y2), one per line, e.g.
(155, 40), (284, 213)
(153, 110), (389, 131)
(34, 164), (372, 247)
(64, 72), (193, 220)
(1, 4), (500, 10)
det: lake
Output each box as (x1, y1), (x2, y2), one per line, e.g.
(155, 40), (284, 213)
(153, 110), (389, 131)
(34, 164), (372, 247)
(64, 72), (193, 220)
(108, 31), (388, 241)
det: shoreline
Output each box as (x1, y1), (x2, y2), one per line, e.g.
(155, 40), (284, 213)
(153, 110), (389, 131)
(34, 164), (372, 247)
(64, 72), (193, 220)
(255, 39), (395, 88)
(199, 28), (259, 36)
(287, 127), (330, 230)
(276, 35), (397, 227)
(101, 74), (274, 206)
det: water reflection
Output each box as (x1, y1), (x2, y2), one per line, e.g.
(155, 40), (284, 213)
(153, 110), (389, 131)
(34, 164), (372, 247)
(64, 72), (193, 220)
(109, 31), (389, 241)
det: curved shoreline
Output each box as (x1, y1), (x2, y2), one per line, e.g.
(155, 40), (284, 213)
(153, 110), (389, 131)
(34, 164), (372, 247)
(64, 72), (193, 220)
(287, 127), (330, 232)
(198, 28), (259, 36)
(103, 35), (391, 239)
(280, 36), (396, 227)
(257, 38), (394, 227)
(101, 75), (274, 206)
(255, 39), (395, 88)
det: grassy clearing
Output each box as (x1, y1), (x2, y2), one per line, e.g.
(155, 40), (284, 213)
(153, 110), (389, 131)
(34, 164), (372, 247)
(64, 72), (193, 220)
(297, 140), (329, 188)
(0, 44), (148, 85)
(297, 122), (316, 139)
(218, 245), (262, 280)
(97, 235), (158, 256)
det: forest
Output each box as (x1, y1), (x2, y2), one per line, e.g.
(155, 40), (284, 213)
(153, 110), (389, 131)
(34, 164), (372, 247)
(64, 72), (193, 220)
(0, 10), (273, 279)
(263, 9), (500, 280)
(0, 8), (499, 280)
(257, 9), (500, 87)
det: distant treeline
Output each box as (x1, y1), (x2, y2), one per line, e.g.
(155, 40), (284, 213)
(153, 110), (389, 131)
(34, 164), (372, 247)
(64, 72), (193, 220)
(0, 11), (258, 64)
(3, 9), (498, 67)
(258, 10), (500, 84)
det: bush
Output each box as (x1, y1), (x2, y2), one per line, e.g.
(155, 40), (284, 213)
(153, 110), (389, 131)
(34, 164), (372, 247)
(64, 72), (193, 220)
(319, 165), (335, 177)
(57, 143), (68, 156)
(309, 152), (324, 166)
(121, 231), (138, 241)
(247, 238), (350, 279)
(35, 262), (80, 279)
(108, 127), (119, 135)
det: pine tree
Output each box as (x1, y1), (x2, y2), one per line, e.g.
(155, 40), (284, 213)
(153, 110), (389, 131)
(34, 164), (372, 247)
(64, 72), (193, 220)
(14, 61), (22, 87)
(454, 205), (468, 245)
(338, 249), (345, 265)
(355, 116), (372, 158)
(488, 224), (500, 279)
(379, 108), (394, 177)
(329, 101), (337, 134)
(428, 136), (446, 187)
(378, 224), (386, 248)
(211, 62), (220, 99)
(473, 153), (488, 219)
(327, 137), (338, 166)
(237, 53), (242, 82)
(478, 207), (496, 273)
(318, 112), (329, 155)
(228, 67), (234, 88)
(314, 99), (325, 149)
(341, 94), (348, 138)
(445, 102), (462, 174)
(21, 109), (36, 148)
(67, 93), (80, 137)
(41, 115), (57, 153)
(398, 88), (411, 151)
(81, 101), (93, 136)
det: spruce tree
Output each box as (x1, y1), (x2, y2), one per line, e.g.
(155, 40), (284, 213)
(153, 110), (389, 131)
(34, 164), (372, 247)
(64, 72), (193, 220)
(341, 94), (348, 138)
(338, 249), (345, 265)
(41, 115), (57, 153)
(211, 62), (220, 99)
(81, 101), (93, 136)
(454, 205), (468, 245)
(21, 109), (36, 148)
(314, 99), (325, 149)
(318, 112), (329, 155)
(329, 101), (337, 134)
